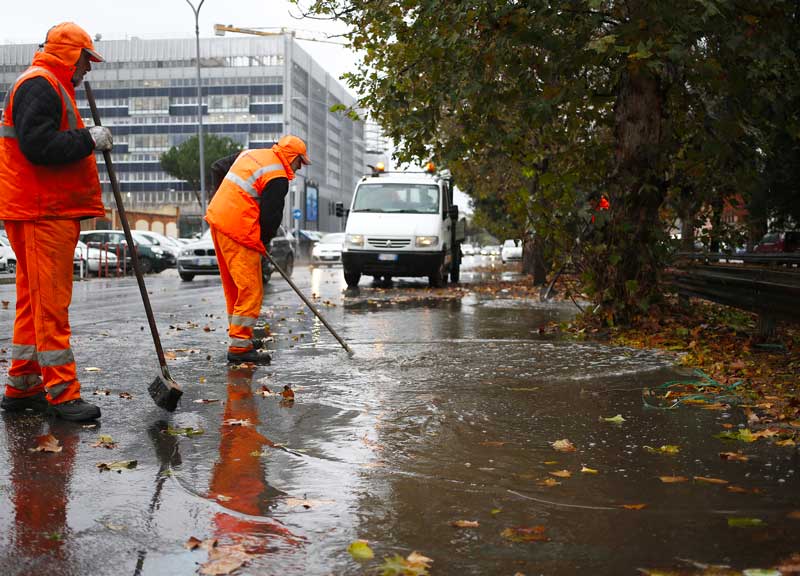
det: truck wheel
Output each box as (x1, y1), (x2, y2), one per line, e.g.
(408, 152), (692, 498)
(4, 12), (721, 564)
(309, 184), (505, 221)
(179, 272), (195, 282)
(429, 254), (447, 288)
(450, 246), (461, 283)
(344, 269), (361, 288)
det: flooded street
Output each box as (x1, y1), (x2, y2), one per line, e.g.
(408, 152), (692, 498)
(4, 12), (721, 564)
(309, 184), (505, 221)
(0, 260), (798, 575)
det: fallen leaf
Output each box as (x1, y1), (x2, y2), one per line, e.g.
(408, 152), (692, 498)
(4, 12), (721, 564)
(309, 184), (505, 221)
(96, 460), (137, 472)
(501, 526), (549, 543)
(775, 438), (796, 447)
(580, 466), (599, 474)
(479, 441), (508, 447)
(215, 494), (232, 502)
(257, 385), (275, 397)
(281, 385), (295, 400)
(185, 536), (204, 550)
(643, 445), (680, 455)
(347, 539), (374, 561)
(787, 511), (800, 520)
(91, 434), (117, 449)
(622, 503), (647, 510)
(450, 520), (479, 528)
(727, 485), (750, 494)
(716, 429), (757, 442)
(601, 414), (626, 424)
(549, 469), (572, 478)
(119, 392), (133, 400)
(694, 476), (728, 485)
(537, 477), (561, 487)
(542, 460), (558, 465)
(658, 476), (688, 483)
(378, 551), (433, 575)
(93, 389), (111, 396)
(1, 300), (9, 309)
(727, 517), (764, 528)
(194, 398), (220, 404)
(164, 351), (177, 360)
(85, 367), (102, 372)
(719, 451), (749, 462)
(165, 426), (204, 437)
(199, 544), (250, 575)
(551, 439), (576, 452)
(490, 508), (502, 515)
(29, 434), (62, 453)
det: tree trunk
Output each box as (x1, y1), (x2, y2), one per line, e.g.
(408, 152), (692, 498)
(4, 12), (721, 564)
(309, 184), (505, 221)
(522, 235), (548, 285)
(594, 60), (666, 324)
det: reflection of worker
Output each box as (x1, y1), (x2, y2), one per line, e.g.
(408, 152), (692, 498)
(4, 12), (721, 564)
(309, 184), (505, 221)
(0, 22), (110, 421)
(206, 136), (310, 364)
(210, 367), (301, 547)
(1, 415), (78, 560)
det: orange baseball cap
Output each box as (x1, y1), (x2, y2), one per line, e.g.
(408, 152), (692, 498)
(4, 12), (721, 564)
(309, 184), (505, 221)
(277, 135), (311, 165)
(44, 22), (104, 63)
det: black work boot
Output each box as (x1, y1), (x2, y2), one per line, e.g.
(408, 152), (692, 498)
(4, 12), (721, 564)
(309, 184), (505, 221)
(227, 349), (271, 365)
(49, 399), (101, 421)
(0, 391), (49, 413)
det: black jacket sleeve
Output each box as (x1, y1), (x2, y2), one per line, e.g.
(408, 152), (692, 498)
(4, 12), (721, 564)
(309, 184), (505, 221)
(259, 177), (289, 250)
(210, 153), (238, 197)
(12, 77), (94, 165)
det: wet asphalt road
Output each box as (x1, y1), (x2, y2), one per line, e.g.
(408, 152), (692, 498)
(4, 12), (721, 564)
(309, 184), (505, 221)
(0, 259), (798, 575)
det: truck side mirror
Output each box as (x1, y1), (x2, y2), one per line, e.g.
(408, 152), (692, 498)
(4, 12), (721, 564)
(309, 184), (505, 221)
(335, 202), (345, 217)
(448, 205), (459, 220)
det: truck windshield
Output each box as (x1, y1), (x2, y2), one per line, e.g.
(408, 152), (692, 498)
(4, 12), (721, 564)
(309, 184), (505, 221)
(352, 183), (440, 214)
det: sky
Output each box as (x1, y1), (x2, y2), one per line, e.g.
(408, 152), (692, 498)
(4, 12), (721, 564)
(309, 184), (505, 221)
(1, 0), (358, 87)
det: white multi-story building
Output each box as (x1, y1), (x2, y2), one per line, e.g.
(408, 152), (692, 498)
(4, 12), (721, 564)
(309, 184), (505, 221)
(0, 34), (365, 235)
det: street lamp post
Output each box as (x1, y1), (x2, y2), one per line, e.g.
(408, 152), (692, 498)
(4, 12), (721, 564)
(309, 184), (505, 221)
(186, 0), (207, 232)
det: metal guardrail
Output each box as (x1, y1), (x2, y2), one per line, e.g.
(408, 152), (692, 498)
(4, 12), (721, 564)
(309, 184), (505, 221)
(668, 253), (800, 331)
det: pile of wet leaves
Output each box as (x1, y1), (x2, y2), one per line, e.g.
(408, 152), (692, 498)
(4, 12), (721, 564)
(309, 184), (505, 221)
(561, 294), (799, 446)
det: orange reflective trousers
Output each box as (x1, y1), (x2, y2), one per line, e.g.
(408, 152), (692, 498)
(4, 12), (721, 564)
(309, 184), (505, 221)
(4, 220), (82, 404)
(210, 226), (264, 354)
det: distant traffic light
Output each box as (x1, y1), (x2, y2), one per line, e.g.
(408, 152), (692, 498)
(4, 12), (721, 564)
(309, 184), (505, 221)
(335, 202), (345, 217)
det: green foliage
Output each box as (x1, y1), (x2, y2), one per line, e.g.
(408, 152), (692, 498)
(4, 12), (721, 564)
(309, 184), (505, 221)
(307, 0), (800, 324)
(160, 134), (242, 200)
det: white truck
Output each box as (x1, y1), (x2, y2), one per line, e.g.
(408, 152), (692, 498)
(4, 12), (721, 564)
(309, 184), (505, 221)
(341, 164), (465, 288)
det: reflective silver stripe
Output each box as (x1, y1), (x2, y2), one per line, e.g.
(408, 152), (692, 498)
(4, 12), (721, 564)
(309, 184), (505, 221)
(247, 163), (284, 187)
(8, 373), (42, 391)
(224, 172), (257, 197)
(229, 337), (252, 347)
(46, 381), (73, 400)
(56, 83), (78, 130)
(11, 344), (38, 362)
(37, 348), (75, 367)
(0, 125), (16, 138)
(230, 315), (257, 327)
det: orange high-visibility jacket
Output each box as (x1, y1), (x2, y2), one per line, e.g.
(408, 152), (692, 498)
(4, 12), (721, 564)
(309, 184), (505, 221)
(0, 57), (103, 221)
(205, 148), (291, 254)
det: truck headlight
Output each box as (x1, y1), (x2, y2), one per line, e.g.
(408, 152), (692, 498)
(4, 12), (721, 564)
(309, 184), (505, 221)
(151, 247), (164, 256)
(415, 235), (438, 247)
(347, 234), (364, 247)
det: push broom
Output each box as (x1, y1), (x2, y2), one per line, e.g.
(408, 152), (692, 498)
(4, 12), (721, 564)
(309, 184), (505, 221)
(84, 82), (183, 411)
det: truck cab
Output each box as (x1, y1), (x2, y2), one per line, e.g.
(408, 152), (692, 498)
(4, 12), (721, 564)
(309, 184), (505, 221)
(341, 163), (465, 288)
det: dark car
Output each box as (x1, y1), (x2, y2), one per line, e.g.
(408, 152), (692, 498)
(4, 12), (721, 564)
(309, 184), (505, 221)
(78, 230), (176, 274)
(754, 230), (800, 253)
(177, 225), (295, 283)
(291, 228), (323, 261)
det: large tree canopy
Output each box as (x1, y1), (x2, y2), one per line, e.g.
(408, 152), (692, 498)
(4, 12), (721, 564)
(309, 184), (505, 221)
(304, 0), (800, 323)
(160, 135), (242, 206)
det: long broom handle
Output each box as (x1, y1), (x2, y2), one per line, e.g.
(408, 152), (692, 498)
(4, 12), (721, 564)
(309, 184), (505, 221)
(263, 251), (354, 356)
(84, 81), (171, 376)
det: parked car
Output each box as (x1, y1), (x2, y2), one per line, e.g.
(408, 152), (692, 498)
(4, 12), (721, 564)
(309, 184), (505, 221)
(134, 230), (183, 262)
(311, 232), (345, 265)
(0, 231), (16, 274)
(78, 230), (175, 273)
(177, 225), (295, 283)
(461, 243), (475, 256)
(481, 244), (501, 256)
(501, 239), (523, 263)
(754, 230), (800, 253)
(73, 240), (119, 276)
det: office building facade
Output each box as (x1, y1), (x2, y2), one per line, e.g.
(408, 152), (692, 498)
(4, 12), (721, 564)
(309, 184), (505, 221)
(0, 34), (364, 235)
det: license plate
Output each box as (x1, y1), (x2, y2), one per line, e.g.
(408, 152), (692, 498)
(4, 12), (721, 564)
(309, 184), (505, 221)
(197, 257), (216, 266)
(378, 253), (398, 262)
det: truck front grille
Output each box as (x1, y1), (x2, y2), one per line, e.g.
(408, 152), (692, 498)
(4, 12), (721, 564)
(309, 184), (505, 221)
(367, 237), (411, 249)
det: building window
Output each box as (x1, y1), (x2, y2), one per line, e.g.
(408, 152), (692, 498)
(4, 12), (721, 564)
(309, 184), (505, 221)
(129, 96), (169, 115)
(208, 94), (250, 113)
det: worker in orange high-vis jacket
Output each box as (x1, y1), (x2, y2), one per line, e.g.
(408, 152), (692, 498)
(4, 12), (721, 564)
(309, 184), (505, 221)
(206, 135), (311, 364)
(0, 22), (112, 421)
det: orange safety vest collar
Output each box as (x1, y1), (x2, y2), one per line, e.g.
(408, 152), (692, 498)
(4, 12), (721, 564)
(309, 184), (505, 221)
(0, 58), (103, 221)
